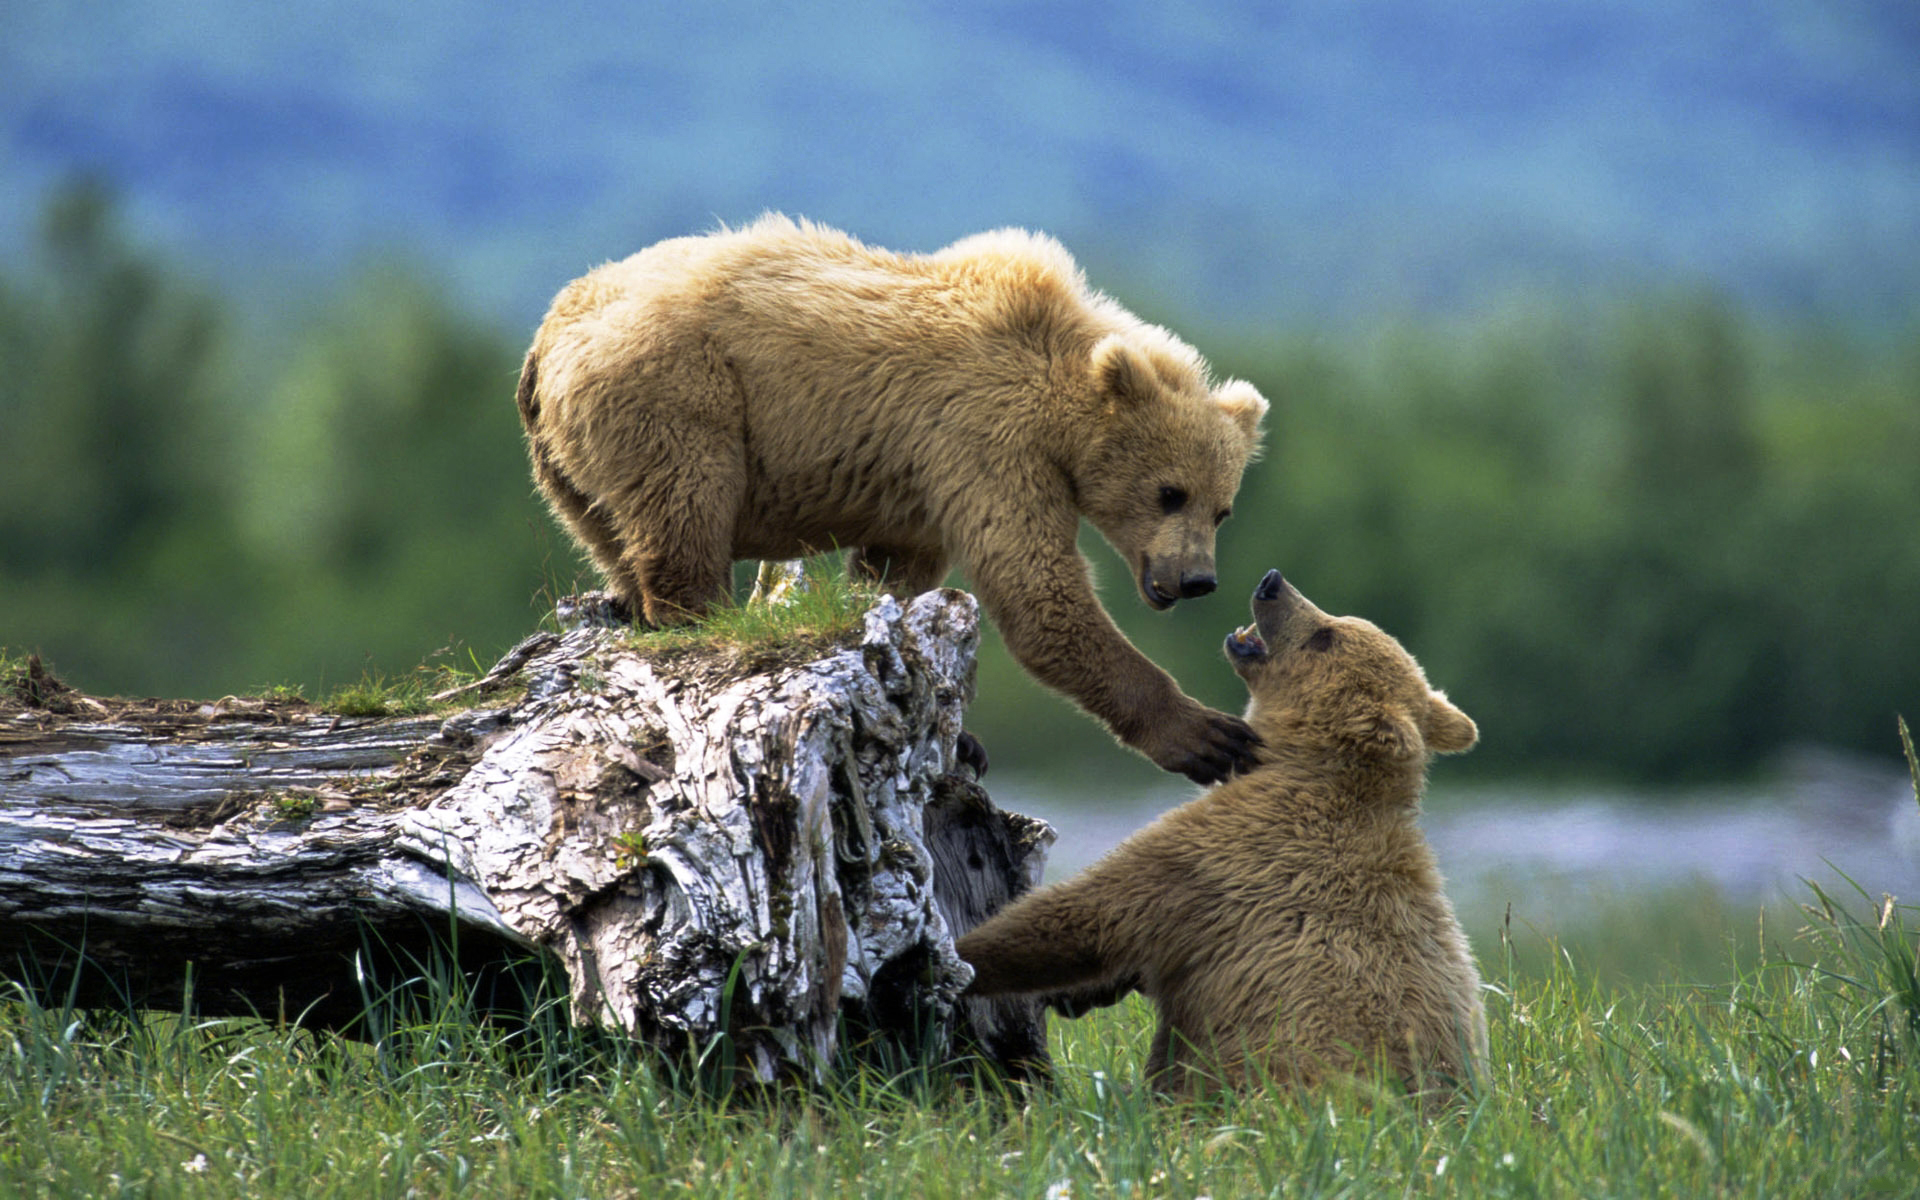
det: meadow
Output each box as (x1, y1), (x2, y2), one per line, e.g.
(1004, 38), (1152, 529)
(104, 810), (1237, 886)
(4, 864), (1915, 1198)
(5, 720), (1915, 1197)
(4, 181), (1918, 1196)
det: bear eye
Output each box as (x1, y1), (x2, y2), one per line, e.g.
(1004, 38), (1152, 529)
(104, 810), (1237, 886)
(1213, 507), (1231, 527)
(1158, 485), (1188, 514)
(1303, 627), (1336, 652)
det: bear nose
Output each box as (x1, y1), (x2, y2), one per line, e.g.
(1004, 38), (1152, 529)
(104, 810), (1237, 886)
(1178, 572), (1217, 599)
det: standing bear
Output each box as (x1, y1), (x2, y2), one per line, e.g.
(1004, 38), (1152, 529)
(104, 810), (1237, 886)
(957, 569), (1487, 1097)
(517, 216), (1268, 782)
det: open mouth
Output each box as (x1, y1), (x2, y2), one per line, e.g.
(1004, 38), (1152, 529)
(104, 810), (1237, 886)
(1140, 561), (1179, 611)
(1225, 622), (1268, 660)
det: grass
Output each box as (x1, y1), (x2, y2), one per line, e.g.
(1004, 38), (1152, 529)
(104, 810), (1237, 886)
(1461, 881), (1768, 991)
(318, 668), (470, 718)
(6, 562), (878, 716)
(4, 723), (1912, 1197)
(623, 556), (884, 663)
(308, 649), (500, 718)
(5, 878), (1916, 1197)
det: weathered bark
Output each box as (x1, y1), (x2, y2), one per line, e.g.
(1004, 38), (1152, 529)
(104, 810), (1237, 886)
(0, 589), (1054, 1082)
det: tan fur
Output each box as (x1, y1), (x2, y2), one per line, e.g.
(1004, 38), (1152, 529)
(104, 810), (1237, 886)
(518, 216), (1270, 781)
(956, 570), (1487, 1098)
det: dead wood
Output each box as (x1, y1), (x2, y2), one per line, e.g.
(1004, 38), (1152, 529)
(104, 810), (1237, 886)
(0, 589), (1053, 1082)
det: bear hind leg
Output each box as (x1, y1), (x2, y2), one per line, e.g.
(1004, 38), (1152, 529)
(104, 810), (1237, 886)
(531, 440), (643, 605)
(596, 429), (745, 627)
(849, 544), (949, 598)
(612, 480), (740, 627)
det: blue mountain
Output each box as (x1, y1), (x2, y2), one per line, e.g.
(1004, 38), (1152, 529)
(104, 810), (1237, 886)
(4, 1), (1916, 330)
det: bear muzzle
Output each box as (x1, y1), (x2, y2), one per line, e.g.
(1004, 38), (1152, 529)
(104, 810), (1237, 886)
(1232, 568), (1314, 659)
(1180, 571), (1218, 598)
(1140, 561), (1218, 610)
(1254, 568), (1287, 603)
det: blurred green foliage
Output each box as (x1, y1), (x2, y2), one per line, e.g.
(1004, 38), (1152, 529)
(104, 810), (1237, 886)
(1212, 302), (1920, 780)
(974, 297), (1920, 782)
(0, 181), (570, 699)
(3, 182), (1915, 782)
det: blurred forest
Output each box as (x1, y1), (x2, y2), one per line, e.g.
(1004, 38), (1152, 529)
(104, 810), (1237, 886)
(4, 180), (1916, 783)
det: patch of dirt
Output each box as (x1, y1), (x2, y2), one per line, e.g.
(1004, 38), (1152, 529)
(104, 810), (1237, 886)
(2, 656), (317, 739)
(4, 619), (839, 826)
(5, 655), (82, 714)
(0, 657), (480, 821)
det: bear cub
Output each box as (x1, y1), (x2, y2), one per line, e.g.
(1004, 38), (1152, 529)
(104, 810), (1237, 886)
(957, 569), (1487, 1097)
(516, 217), (1268, 783)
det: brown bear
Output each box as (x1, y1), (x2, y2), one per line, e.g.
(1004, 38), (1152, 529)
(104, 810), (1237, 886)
(516, 216), (1268, 783)
(956, 569), (1486, 1098)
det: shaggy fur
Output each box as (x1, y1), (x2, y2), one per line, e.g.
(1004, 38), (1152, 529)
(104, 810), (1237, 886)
(956, 569), (1487, 1097)
(518, 216), (1269, 782)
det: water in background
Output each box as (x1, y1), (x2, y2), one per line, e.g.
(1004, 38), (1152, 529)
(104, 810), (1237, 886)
(1002, 745), (1920, 936)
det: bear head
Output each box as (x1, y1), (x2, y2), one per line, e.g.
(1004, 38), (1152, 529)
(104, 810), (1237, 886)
(1075, 333), (1268, 612)
(1223, 569), (1477, 764)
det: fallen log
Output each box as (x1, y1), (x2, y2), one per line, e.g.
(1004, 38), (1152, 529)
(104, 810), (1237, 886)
(0, 589), (1054, 1082)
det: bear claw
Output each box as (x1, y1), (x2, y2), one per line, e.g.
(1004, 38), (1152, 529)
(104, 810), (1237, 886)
(1171, 713), (1260, 784)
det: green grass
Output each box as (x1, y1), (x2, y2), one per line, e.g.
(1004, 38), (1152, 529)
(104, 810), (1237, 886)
(4, 878), (1915, 1198)
(315, 649), (502, 718)
(6, 727), (1913, 1197)
(1461, 881), (1768, 991)
(623, 557), (884, 663)
(318, 670), (456, 718)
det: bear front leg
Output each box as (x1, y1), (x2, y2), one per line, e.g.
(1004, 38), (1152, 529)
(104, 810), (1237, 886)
(955, 884), (1117, 998)
(967, 535), (1258, 784)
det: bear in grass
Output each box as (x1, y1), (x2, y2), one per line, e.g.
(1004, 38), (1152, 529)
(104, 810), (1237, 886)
(956, 569), (1487, 1097)
(516, 216), (1268, 783)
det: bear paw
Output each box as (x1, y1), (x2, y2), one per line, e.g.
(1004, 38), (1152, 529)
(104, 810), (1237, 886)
(1146, 704), (1261, 785)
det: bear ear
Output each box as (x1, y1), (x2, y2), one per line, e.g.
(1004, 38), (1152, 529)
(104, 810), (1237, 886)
(1091, 334), (1158, 408)
(1348, 704), (1424, 762)
(1425, 691), (1479, 755)
(1214, 379), (1269, 442)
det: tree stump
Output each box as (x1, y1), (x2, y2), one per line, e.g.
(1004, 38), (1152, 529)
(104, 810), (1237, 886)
(0, 589), (1054, 1083)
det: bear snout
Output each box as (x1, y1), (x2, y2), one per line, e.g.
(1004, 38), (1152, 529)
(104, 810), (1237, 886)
(1141, 560), (1218, 609)
(1139, 561), (1180, 610)
(1247, 568), (1311, 648)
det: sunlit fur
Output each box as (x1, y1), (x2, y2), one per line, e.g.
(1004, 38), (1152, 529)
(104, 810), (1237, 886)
(957, 571), (1486, 1099)
(518, 216), (1268, 778)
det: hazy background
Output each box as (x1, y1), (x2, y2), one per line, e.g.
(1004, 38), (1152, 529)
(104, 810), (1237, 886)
(4, 3), (1917, 822)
